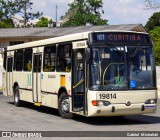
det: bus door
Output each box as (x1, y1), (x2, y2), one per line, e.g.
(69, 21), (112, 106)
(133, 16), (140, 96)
(72, 49), (87, 114)
(32, 53), (42, 103)
(6, 57), (13, 96)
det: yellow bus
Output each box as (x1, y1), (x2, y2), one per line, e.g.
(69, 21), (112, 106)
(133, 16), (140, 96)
(2, 31), (158, 118)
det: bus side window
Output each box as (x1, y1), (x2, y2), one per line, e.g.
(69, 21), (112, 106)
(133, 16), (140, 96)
(24, 49), (32, 71)
(3, 51), (7, 70)
(57, 44), (72, 72)
(43, 45), (56, 72)
(15, 49), (23, 71)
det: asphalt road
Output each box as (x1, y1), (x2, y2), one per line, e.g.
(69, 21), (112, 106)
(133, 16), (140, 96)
(0, 93), (160, 140)
(0, 93), (160, 133)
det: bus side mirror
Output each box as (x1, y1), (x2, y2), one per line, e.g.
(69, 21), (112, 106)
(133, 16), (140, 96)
(85, 48), (91, 63)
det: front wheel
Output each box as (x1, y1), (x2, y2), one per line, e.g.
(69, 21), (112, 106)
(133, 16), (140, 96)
(58, 92), (73, 119)
(14, 86), (22, 107)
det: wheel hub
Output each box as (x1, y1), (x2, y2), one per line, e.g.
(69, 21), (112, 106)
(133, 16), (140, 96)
(15, 93), (18, 103)
(61, 98), (69, 113)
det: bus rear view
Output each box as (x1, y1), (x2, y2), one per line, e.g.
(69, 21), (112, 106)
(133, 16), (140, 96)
(87, 31), (157, 116)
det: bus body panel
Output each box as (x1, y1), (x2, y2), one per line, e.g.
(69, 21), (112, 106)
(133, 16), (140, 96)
(87, 103), (156, 117)
(41, 94), (58, 108)
(72, 41), (87, 49)
(2, 30), (157, 118)
(2, 71), (7, 96)
(87, 90), (157, 116)
(41, 72), (71, 108)
(5, 51), (14, 97)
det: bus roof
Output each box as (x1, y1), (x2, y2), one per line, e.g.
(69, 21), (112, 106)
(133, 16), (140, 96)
(7, 30), (149, 51)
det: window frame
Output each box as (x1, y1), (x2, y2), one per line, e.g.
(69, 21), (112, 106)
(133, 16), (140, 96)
(14, 49), (24, 71)
(3, 51), (7, 71)
(43, 45), (56, 72)
(23, 48), (33, 72)
(56, 43), (72, 72)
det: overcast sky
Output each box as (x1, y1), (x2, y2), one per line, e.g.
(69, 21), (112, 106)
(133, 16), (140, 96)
(30, 0), (159, 26)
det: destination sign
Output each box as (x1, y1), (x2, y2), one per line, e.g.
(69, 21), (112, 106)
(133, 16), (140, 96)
(91, 32), (150, 44)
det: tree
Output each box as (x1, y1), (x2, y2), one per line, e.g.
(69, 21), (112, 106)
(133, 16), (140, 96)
(144, 0), (160, 10)
(0, 0), (15, 27)
(14, 0), (43, 27)
(0, 0), (43, 28)
(0, 19), (14, 28)
(145, 12), (160, 31)
(61, 0), (108, 26)
(150, 27), (160, 65)
(35, 17), (53, 27)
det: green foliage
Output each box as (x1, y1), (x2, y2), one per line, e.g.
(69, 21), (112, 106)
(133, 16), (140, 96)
(0, 0), (43, 28)
(150, 27), (160, 65)
(0, 0), (15, 27)
(35, 17), (52, 27)
(0, 19), (14, 28)
(145, 12), (160, 32)
(14, 0), (43, 27)
(62, 0), (108, 26)
(0, 0), (12, 20)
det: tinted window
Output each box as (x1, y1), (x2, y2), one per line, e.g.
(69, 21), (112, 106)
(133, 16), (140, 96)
(57, 44), (72, 72)
(24, 49), (32, 71)
(14, 50), (23, 71)
(7, 57), (13, 72)
(3, 51), (7, 70)
(33, 55), (41, 73)
(43, 46), (56, 72)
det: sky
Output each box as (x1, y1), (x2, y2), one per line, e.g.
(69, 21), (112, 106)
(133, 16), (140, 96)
(28, 0), (160, 26)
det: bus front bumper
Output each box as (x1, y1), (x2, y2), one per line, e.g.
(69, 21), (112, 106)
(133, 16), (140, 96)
(87, 103), (157, 117)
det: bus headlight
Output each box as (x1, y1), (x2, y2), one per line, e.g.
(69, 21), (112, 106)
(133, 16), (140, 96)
(92, 100), (111, 106)
(145, 99), (156, 104)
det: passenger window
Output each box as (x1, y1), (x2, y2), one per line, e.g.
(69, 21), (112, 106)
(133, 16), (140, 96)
(43, 46), (56, 72)
(7, 57), (13, 72)
(57, 44), (72, 72)
(24, 49), (32, 71)
(3, 51), (7, 70)
(14, 50), (23, 71)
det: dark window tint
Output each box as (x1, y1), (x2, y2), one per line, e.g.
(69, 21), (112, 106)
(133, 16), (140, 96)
(43, 46), (56, 72)
(14, 50), (23, 71)
(57, 44), (72, 72)
(3, 51), (7, 70)
(24, 49), (32, 71)
(33, 55), (41, 72)
(7, 57), (13, 72)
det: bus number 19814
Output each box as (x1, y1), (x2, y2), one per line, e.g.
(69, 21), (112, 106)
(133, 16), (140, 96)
(99, 93), (117, 99)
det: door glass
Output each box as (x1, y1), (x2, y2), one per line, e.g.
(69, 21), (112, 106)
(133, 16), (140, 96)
(7, 58), (13, 72)
(33, 55), (41, 73)
(73, 49), (84, 110)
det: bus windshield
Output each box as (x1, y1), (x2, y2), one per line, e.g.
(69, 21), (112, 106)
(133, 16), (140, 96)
(89, 45), (156, 90)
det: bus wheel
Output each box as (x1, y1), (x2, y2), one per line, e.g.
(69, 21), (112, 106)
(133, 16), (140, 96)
(58, 92), (73, 119)
(14, 86), (21, 107)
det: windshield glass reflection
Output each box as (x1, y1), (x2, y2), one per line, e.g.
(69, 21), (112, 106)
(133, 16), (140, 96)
(89, 45), (155, 90)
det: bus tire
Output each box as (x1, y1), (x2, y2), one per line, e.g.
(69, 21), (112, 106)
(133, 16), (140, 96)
(58, 92), (73, 119)
(14, 86), (21, 107)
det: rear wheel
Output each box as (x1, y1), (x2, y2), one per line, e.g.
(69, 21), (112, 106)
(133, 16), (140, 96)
(14, 86), (22, 107)
(58, 92), (73, 119)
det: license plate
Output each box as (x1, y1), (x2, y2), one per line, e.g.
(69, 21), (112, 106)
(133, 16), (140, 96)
(145, 106), (156, 110)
